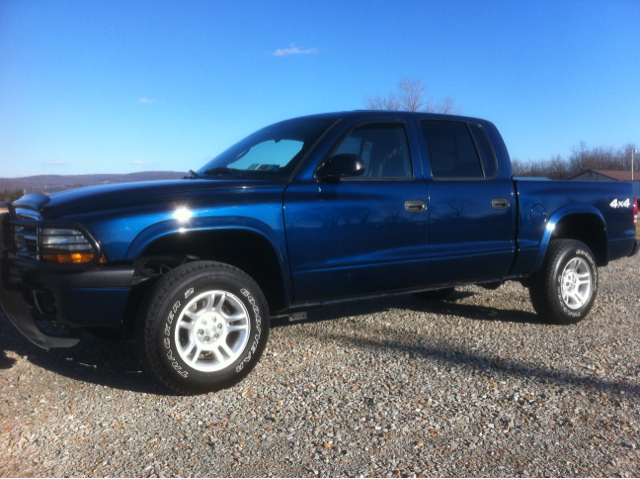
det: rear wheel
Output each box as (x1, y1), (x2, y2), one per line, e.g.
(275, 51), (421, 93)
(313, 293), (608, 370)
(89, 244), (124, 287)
(137, 261), (269, 394)
(529, 239), (598, 324)
(413, 287), (455, 301)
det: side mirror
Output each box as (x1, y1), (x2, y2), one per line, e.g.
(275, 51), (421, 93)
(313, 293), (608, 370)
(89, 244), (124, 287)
(315, 154), (366, 181)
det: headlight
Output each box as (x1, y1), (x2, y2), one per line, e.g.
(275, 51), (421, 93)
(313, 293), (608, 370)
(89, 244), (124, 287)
(40, 228), (96, 264)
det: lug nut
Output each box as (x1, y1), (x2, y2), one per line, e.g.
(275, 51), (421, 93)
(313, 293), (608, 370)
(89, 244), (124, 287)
(218, 323), (223, 329)
(214, 333), (219, 339)
(198, 329), (204, 335)
(204, 336), (210, 342)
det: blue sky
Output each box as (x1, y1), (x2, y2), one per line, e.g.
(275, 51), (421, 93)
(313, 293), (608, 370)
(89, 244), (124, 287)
(0, 0), (638, 178)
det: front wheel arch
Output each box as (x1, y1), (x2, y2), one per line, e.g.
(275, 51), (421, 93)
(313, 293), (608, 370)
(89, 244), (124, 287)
(133, 227), (291, 314)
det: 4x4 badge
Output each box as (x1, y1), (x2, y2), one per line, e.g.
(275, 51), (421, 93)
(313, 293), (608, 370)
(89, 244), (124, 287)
(610, 199), (630, 208)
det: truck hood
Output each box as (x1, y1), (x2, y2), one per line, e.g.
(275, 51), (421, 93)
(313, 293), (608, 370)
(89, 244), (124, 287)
(16, 179), (287, 218)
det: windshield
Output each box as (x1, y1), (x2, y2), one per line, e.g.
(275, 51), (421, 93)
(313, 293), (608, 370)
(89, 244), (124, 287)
(197, 117), (335, 180)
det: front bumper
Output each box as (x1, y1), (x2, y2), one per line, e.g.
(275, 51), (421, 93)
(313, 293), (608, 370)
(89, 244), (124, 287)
(1, 204), (134, 349)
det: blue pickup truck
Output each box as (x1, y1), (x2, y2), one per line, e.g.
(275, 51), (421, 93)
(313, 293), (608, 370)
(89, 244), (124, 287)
(1, 111), (638, 393)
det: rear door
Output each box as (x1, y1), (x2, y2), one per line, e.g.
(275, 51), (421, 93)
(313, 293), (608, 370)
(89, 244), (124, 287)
(414, 118), (515, 284)
(284, 120), (431, 302)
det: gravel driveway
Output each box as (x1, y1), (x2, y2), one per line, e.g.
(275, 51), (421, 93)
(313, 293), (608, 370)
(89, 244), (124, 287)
(1, 254), (639, 477)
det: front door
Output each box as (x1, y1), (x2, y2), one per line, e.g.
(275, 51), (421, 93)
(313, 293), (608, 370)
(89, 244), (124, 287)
(284, 122), (431, 303)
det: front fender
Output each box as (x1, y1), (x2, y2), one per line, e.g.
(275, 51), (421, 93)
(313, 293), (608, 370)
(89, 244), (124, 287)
(532, 205), (607, 273)
(126, 215), (293, 302)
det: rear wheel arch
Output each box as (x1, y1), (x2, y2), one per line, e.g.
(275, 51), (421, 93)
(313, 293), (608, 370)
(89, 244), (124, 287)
(534, 207), (608, 273)
(550, 213), (607, 266)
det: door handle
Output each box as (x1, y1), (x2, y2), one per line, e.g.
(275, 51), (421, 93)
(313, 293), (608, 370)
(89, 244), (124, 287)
(405, 200), (427, 213)
(492, 198), (510, 210)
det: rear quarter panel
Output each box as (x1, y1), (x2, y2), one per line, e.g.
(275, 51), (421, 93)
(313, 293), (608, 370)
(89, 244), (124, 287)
(513, 179), (636, 274)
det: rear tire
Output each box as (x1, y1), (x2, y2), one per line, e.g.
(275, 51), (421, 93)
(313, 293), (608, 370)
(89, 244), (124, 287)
(413, 287), (455, 301)
(136, 261), (269, 394)
(529, 239), (598, 325)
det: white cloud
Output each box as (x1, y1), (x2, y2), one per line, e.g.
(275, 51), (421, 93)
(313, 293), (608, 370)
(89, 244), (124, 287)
(273, 43), (317, 56)
(131, 160), (149, 165)
(138, 98), (165, 104)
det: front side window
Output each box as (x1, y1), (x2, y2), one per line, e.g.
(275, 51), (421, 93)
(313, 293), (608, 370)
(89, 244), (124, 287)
(421, 120), (485, 179)
(333, 124), (413, 178)
(198, 118), (334, 180)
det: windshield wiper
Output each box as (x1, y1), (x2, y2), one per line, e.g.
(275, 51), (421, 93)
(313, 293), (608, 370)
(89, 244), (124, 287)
(183, 170), (202, 179)
(203, 167), (244, 178)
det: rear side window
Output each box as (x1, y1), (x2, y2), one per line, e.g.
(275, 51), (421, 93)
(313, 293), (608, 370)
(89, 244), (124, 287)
(420, 120), (484, 179)
(468, 123), (497, 178)
(333, 124), (413, 178)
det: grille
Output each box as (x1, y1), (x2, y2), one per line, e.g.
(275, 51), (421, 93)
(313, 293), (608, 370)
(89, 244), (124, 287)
(15, 214), (40, 261)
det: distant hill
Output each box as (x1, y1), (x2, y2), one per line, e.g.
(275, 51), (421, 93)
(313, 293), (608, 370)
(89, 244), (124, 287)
(0, 171), (187, 196)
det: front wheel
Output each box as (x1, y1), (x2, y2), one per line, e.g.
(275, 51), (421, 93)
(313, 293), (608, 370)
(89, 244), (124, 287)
(137, 261), (269, 394)
(529, 239), (598, 325)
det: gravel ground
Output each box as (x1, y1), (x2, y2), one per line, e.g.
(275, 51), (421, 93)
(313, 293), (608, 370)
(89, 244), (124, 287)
(1, 254), (639, 478)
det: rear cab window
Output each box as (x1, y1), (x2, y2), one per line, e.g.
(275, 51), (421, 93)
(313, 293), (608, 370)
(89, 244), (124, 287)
(420, 120), (497, 180)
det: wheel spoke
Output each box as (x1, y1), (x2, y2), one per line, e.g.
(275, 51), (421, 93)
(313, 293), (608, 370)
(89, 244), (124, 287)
(219, 342), (234, 358)
(179, 320), (195, 331)
(227, 323), (249, 333)
(183, 309), (199, 321)
(223, 310), (246, 322)
(213, 293), (226, 314)
(179, 338), (196, 358)
(205, 293), (216, 312)
(568, 293), (580, 307)
(576, 272), (590, 285)
(210, 347), (224, 364)
(189, 346), (202, 365)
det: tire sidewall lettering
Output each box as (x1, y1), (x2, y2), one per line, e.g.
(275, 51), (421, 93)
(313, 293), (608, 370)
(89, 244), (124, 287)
(236, 288), (262, 373)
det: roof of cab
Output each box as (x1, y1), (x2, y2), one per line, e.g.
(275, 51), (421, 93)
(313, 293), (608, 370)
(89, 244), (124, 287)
(284, 110), (491, 125)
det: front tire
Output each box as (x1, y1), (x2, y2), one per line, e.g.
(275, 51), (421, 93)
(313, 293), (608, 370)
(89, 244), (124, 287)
(529, 239), (598, 325)
(137, 261), (269, 394)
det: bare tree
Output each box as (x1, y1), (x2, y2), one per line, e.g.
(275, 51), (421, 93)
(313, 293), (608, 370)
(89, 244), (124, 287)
(365, 78), (462, 114)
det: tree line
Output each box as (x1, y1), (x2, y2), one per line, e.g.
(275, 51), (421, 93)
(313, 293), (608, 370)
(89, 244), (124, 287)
(512, 142), (638, 180)
(1, 189), (25, 202)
